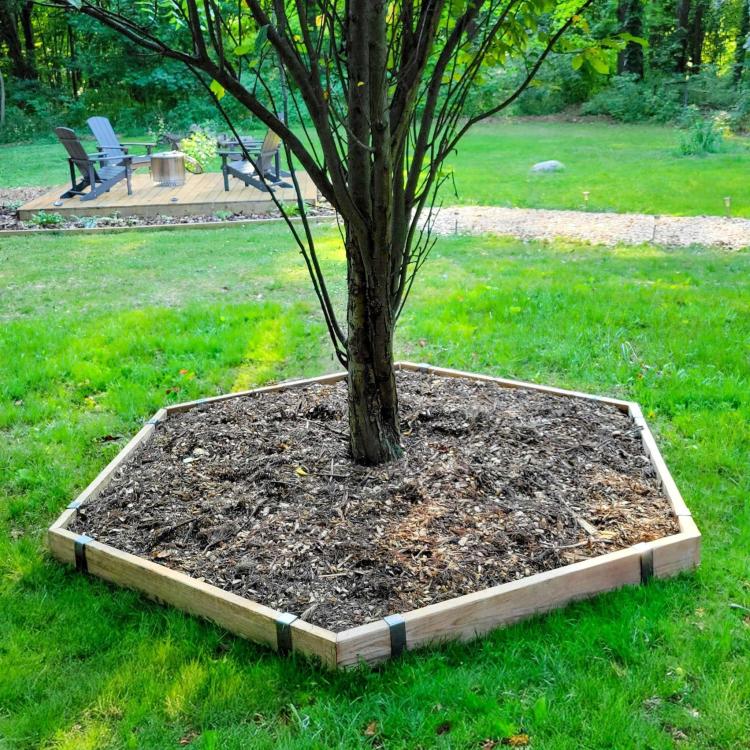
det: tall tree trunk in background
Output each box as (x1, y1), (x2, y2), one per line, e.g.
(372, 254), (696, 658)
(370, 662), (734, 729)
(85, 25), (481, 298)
(0, 69), (5, 128)
(675, 0), (691, 72)
(675, 0), (708, 73)
(735, 0), (750, 82)
(20, 1), (37, 78)
(617, 0), (645, 78)
(68, 24), (79, 99)
(688, 0), (708, 71)
(0, 4), (36, 79)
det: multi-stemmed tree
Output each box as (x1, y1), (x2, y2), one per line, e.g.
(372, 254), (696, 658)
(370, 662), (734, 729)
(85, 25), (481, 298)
(57, 0), (596, 464)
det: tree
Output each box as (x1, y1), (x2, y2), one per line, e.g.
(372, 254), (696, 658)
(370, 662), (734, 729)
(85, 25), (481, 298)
(617, 0), (644, 77)
(56, 0), (594, 464)
(734, 0), (749, 82)
(0, 0), (37, 79)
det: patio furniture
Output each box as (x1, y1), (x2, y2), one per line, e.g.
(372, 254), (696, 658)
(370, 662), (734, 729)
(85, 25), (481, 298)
(54, 126), (133, 201)
(87, 116), (155, 167)
(151, 151), (186, 187)
(219, 129), (292, 192)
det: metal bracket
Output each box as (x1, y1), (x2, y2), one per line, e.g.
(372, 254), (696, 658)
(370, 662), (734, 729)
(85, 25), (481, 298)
(67, 498), (84, 510)
(640, 548), (654, 584)
(276, 612), (298, 655)
(384, 614), (407, 657)
(74, 534), (93, 573)
(145, 417), (162, 425)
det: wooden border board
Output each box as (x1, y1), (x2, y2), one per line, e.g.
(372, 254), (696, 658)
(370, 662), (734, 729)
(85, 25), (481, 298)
(48, 362), (700, 669)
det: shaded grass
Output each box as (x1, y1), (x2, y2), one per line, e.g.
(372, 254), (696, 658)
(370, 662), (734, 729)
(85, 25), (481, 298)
(1, 225), (749, 748)
(2, 120), (750, 217)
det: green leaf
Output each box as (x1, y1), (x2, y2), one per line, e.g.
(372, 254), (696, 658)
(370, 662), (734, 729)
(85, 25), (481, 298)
(585, 50), (609, 75)
(571, 54), (584, 71)
(209, 80), (225, 100)
(232, 40), (254, 57)
(619, 32), (649, 48)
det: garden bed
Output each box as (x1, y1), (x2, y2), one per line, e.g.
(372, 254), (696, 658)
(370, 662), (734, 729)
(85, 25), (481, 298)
(0, 186), (334, 232)
(48, 363), (700, 668)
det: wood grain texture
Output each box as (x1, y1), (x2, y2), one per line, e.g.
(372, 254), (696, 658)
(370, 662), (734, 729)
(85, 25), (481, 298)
(400, 545), (644, 652)
(651, 532), (701, 577)
(49, 529), (280, 649)
(336, 620), (392, 668)
(290, 620), (338, 668)
(49, 507), (77, 531)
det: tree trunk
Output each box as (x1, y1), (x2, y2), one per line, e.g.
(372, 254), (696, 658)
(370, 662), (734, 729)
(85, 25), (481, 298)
(735, 0), (750, 82)
(617, 0), (645, 78)
(0, 69), (5, 128)
(20, 2), (36, 78)
(675, 0), (691, 72)
(346, 232), (402, 465)
(688, 0), (707, 71)
(0, 5), (35, 79)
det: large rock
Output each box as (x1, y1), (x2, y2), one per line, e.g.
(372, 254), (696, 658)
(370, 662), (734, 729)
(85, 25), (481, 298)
(531, 160), (565, 173)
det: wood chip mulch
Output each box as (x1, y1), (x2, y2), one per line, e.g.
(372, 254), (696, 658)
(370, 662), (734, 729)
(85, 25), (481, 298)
(71, 372), (678, 631)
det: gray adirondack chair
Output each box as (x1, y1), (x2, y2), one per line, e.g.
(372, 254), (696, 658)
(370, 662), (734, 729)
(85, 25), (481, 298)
(87, 116), (155, 166)
(55, 127), (133, 201)
(219, 129), (292, 192)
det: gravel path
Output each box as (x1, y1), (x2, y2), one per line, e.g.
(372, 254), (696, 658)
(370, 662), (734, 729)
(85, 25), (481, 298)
(4, 185), (749, 248)
(430, 206), (750, 250)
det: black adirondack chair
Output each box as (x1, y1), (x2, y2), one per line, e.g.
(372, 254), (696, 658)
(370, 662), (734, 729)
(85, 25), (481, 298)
(55, 127), (133, 201)
(219, 130), (292, 192)
(87, 116), (155, 167)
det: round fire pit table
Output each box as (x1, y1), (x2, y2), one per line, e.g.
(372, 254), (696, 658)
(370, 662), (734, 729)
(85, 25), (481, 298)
(151, 151), (186, 187)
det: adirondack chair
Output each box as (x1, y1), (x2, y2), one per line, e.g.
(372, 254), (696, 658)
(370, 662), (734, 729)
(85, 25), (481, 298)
(55, 127), (133, 201)
(87, 116), (155, 167)
(219, 129), (292, 192)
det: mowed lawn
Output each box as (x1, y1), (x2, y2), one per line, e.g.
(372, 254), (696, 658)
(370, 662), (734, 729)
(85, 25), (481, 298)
(1, 224), (749, 749)
(2, 120), (749, 217)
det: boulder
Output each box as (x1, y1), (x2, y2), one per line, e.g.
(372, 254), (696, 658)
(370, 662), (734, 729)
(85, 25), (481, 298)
(531, 160), (565, 173)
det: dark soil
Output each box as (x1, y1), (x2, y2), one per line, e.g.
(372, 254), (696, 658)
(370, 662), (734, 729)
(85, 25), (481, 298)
(71, 372), (678, 631)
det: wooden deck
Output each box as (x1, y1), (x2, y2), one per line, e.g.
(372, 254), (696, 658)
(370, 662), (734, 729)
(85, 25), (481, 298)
(18, 170), (317, 220)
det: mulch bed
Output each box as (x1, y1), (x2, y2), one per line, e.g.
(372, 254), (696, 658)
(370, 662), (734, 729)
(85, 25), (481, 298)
(71, 372), (678, 631)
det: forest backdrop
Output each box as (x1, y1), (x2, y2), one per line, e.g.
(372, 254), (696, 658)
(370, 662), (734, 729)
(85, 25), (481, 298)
(1, 0), (749, 143)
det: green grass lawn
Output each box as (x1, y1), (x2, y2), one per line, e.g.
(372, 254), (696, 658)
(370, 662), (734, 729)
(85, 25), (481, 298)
(2, 120), (749, 217)
(1, 224), (749, 748)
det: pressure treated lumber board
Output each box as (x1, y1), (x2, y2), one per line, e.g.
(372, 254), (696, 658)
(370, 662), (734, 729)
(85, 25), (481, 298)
(18, 171), (317, 220)
(48, 364), (700, 669)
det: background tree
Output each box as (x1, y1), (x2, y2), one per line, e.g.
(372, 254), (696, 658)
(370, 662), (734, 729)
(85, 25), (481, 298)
(0, 0), (37, 79)
(617, 0), (644, 77)
(52, 0), (597, 464)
